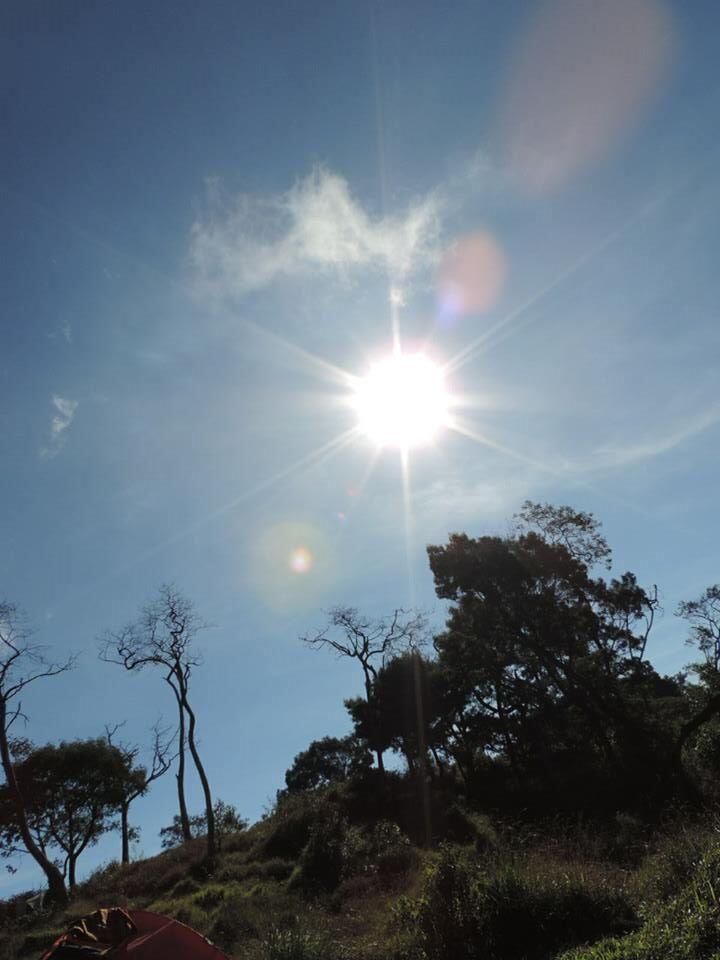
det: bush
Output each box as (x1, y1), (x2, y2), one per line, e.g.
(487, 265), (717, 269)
(635, 821), (717, 905)
(441, 805), (498, 852)
(563, 841), (720, 960)
(289, 810), (347, 895)
(342, 821), (418, 881)
(395, 845), (635, 960)
(207, 896), (263, 950)
(194, 886), (226, 911)
(172, 877), (201, 897)
(261, 794), (336, 860)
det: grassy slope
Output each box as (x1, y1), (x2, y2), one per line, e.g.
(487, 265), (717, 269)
(3, 811), (720, 960)
(0, 816), (426, 960)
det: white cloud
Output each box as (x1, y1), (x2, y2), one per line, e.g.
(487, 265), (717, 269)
(41, 395), (78, 459)
(189, 167), (442, 297)
(576, 404), (720, 473)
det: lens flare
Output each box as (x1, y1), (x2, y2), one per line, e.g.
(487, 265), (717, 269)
(353, 352), (451, 449)
(438, 232), (507, 318)
(500, 0), (673, 192)
(289, 546), (313, 573)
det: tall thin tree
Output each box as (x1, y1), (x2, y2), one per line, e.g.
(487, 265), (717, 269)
(100, 585), (216, 860)
(105, 721), (176, 864)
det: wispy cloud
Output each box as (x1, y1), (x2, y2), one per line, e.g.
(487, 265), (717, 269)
(41, 395), (78, 459)
(190, 167), (442, 298)
(577, 404), (720, 473)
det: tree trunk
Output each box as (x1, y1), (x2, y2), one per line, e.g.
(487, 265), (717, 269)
(121, 801), (130, 865)
(183, 694), (215, 860)
(413, 653), (432, 847)
(0, 700), (68, 904)
(68, 854), (76, 891)
(170, 682), (192, 842)
(363, 669), (385, 777)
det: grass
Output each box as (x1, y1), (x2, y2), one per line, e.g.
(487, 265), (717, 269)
(3, 806), (720, 959)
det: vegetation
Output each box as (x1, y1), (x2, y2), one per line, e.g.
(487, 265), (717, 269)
(4, 502), (720, 956)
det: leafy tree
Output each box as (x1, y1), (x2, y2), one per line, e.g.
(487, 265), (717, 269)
(0, 739), (132, 889)
(0, 601), (74, 903)
(101, 585), (217, 860)
(426, 504), (672, 812)
(284, 735), (372, 793)
(104, 721), (175, 864)
(302, 607), (427, 773)
(674, 586), (720, 788)
(160, 799), (246, 852)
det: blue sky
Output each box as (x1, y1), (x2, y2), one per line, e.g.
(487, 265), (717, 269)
(3, 0), (720, 893)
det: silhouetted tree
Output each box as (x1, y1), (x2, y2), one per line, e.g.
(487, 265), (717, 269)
(101, 585), (217, 860)
(0, 602), (74, 903)
(104, 721), (175, 864)
(0, 739), (131, 889)
(284, 735), (372, 793)
(427, 504), (670, 811)
(160, 799), (246, 852)
(302, 607), (427, 774)
(674, 586), (720, 789)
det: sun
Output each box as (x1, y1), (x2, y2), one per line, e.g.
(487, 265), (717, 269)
(352, 351), (451, 449)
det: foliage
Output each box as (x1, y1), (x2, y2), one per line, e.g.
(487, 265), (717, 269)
(425, 505), (679, 814)
(284, 736), (372, 793)
(289, 808), (347, 895)
(159, 798), (247, 849)
(263, 929), (325, 960)
(395, 845), (635, 960)
(562, 840), (720, 959)
(0, 739), (138, 887)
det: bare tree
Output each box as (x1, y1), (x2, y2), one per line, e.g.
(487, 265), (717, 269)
(0, 601), (74, 903)
(301, 606), (427, 773)
(100, 585), (216, 860)
(105, 721), (176, 864)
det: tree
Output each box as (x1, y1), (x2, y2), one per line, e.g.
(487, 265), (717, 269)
(104, 721), (175, 864)
(284, 735), (372, 793)
(426, 505), (671, 812)
(0, 739), (131, 889)
(347, 653), (444, 776)
(101, 585), (216, 860)
(160, 799), (246, 852)
(0, 601), (74, 903)
(674, 586), (720, 788)
(302, 607), (427, 773)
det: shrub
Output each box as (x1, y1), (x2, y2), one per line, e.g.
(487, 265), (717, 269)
(395, 845), (635, 960)
(289, 810), (347, 895)
(562, 840), (720, 960)
(635, 821), (717, 905)
(439, 805), (498, 852)
(261, 794), (335, 860)
(194, 886), (226, 911)
(172, 877), (201, 897)
(342, 821), (418, 882)
(207, 896), (262, 950)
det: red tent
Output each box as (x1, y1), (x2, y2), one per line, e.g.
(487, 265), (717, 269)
(40, 908), (230, 959)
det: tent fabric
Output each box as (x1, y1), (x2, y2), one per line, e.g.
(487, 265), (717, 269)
(41, 909), (229, 960)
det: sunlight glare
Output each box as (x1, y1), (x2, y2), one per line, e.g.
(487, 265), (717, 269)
(353, 352), (450, 449)
(289, 546), (313, 574)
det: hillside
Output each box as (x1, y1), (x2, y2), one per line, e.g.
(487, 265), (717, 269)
(3, 787), (720, 960)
